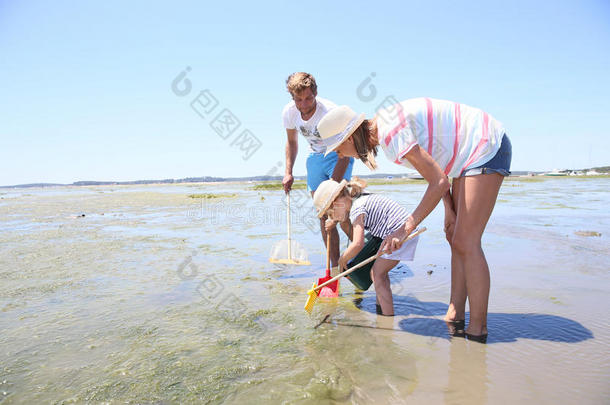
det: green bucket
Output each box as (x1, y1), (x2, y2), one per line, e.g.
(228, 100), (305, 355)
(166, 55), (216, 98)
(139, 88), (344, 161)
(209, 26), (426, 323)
(345, 233), (383, 291)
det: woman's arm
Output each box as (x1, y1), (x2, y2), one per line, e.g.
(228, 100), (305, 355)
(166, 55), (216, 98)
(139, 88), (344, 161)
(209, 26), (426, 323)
(330, 156), (352, 182)
(383, 145), (450, 252)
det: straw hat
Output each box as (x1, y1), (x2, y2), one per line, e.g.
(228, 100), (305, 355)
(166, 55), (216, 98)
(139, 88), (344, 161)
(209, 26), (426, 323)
(318, 105), (365, 156)
(313, 179), (348, 218)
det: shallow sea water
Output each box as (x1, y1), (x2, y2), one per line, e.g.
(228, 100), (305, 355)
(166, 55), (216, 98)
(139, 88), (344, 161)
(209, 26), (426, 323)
(0, 178), (608, 404)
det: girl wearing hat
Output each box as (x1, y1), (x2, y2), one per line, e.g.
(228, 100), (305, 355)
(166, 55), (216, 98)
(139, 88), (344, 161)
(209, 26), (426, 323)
(313, 177), (419, 316)
(317, 98), (512, 341)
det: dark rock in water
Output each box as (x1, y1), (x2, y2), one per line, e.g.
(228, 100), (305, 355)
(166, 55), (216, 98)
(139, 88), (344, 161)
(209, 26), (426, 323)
(574, 231), (601, 237)
(78, 214), (85, 217)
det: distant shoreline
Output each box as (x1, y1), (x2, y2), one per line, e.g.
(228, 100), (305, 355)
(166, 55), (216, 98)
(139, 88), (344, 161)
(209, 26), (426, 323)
(1, 168), (608, 189)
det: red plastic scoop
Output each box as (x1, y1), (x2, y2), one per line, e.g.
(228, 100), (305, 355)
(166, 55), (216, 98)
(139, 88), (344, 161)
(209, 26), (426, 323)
(318, 233), (339, 297)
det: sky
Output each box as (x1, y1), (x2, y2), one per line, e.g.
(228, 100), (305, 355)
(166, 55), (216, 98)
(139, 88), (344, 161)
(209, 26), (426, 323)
(1, 0), (609, 186)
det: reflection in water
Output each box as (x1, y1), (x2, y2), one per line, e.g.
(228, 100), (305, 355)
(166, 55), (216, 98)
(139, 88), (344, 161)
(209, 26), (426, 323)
(445, 319), (466, 338)
(311, 316), (419, 403)
(352, 291), (365, 310)
(445, 339), (488, 405)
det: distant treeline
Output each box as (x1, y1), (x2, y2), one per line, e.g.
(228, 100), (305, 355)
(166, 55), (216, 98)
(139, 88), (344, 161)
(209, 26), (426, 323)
(2, 167), (608, 189)
(2, 176), (291, 189)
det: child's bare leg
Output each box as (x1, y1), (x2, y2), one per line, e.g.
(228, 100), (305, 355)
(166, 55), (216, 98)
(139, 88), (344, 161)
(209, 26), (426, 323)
(371, 258), (400, 316)
(371, 268), (379, 307)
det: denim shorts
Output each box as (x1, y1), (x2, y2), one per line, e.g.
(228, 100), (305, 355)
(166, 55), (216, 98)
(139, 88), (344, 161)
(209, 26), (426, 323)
(461, 134), (512, 177)
(306, 151), (354, 192)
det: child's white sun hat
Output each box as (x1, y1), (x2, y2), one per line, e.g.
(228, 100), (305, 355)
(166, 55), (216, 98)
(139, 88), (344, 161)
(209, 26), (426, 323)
(313, 179), (348, 218)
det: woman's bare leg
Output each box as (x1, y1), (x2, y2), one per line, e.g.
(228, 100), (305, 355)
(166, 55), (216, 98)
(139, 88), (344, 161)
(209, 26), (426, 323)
(445, 179), (467, 322)
(451, 173), (504, 336)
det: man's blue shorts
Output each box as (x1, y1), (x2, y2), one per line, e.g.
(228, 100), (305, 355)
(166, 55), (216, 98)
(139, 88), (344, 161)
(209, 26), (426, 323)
(306, 152), (355, 193)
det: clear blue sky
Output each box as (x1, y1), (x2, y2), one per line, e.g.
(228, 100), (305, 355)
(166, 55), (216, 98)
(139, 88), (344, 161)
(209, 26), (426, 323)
(1, 0), (609, 186)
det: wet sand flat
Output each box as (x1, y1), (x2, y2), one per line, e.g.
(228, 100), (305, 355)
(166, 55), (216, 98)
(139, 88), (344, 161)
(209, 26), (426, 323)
(0, 178), (608, 404)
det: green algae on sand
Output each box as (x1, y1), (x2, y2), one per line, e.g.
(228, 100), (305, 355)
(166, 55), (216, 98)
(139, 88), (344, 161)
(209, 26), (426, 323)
(251, 182), (306, 191)
(187, 193), (238, 199)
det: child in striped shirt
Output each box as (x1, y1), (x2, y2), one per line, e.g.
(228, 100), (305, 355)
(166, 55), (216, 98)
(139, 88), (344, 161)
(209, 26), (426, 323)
(313, 178), (419, 316)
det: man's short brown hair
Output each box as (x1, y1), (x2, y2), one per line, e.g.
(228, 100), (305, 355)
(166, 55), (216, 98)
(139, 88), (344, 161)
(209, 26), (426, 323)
(285, 72), (317, 96)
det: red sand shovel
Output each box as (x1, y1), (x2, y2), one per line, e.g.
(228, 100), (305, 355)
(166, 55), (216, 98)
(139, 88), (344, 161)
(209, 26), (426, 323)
(318, 233), (339, 297)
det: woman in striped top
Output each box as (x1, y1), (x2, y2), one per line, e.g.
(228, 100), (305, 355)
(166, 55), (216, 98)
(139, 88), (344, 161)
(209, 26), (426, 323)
(317, 100), (512, 342)
(313, 178), (419, 316)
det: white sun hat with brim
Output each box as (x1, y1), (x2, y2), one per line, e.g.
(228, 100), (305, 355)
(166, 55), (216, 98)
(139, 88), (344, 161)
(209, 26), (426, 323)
(313, 179), (348, 218)
(318, 106), (366, 156)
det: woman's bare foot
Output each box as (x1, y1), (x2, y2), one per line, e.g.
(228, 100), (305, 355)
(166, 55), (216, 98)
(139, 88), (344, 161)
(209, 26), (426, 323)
(465, 322), (488, 343)
(465, 325), (487, 336)
(444, 304), (465, 323)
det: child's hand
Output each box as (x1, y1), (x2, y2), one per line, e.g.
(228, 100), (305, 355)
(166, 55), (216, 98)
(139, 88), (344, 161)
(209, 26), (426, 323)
(325, 218), (337, 232)
(338, 255), (349, 271)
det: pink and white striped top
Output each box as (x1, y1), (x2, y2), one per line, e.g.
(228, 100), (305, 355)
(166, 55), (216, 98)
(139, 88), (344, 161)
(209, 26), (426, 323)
(376, 98), (506, 178)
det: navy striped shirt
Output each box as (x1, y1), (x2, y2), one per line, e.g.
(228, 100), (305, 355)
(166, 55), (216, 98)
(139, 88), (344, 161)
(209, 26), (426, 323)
(349, 194), (409, 238)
